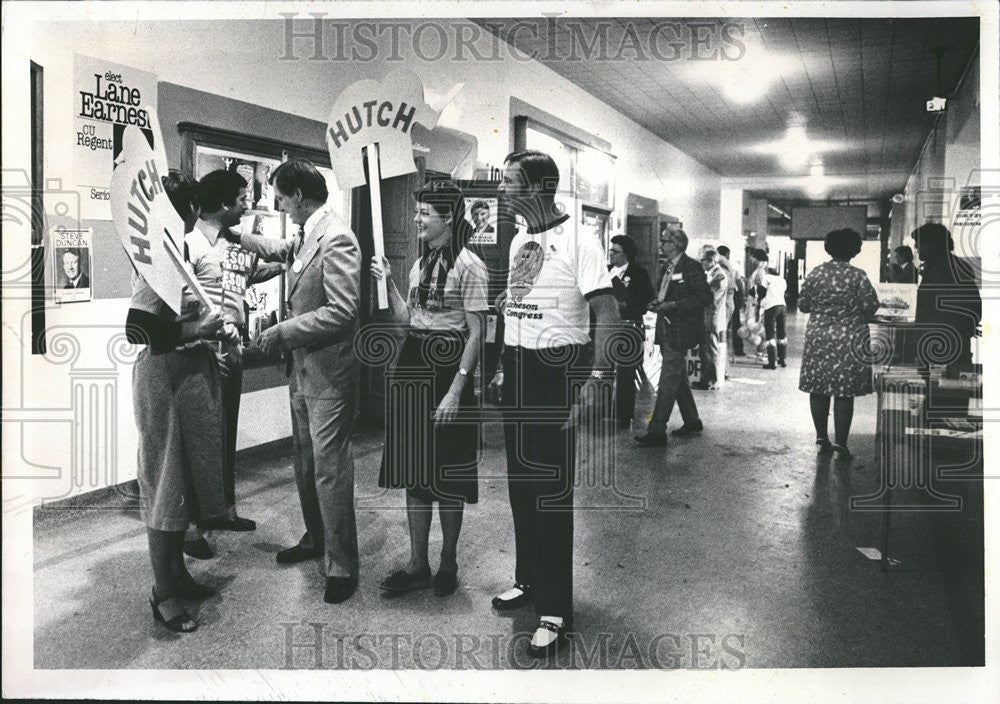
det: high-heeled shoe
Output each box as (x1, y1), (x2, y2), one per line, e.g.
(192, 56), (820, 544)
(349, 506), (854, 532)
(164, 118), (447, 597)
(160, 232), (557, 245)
(150, 588), (197, 633)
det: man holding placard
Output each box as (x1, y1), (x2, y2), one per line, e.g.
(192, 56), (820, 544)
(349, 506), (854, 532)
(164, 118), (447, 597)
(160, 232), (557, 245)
(182, 170), (284, 559)
(223, 159), (362, 605)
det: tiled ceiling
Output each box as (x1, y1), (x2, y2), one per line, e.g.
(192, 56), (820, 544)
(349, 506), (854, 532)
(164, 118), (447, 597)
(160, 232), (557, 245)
(478, 17), (980, 201)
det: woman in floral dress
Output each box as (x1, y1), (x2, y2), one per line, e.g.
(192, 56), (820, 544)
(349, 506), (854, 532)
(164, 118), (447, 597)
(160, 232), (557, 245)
(798, 228), (880, 459)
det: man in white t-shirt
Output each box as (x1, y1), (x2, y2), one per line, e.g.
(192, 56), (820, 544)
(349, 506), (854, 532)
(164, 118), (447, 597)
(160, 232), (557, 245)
(486, 149), (621, 657)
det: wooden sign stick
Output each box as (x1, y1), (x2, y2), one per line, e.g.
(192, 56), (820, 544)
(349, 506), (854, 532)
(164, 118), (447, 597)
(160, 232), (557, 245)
(366, 142), (389, 310)
(162, 230), (215, 310)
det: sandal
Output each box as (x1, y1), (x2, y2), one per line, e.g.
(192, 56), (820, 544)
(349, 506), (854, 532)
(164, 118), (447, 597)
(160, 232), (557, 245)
(176, 575), (216, 599)
(150, 588), (198, 633)
(527, 617), (569, 658)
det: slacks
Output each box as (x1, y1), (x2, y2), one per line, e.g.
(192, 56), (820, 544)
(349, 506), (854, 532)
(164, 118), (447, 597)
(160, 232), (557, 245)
(648, 339), (700, 435)
(502, 345), (581, 622)
(288, 372), (359, 579)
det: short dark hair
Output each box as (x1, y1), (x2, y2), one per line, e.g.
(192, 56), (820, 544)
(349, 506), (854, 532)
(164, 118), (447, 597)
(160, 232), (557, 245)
(751, 248), (769, 263)
(161, 169), (200, 220)
(504, 150), (560, 197)
(470, 199), (490, 214)
(824, 228), (863, 260)
(413, 179), (473, 258)
(894, 245), (914, 263)
(270, 159), (329, 203)
(911, 222), (953, 256)
(61, 247), (82, 261)
(610, 235), (637, 262)
(199, 170), (248, 213)
(717, 245), (731, 258)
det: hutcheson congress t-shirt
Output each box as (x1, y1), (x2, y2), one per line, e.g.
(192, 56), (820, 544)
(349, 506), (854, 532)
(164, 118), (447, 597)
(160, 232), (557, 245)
(503, 216), (613, 350)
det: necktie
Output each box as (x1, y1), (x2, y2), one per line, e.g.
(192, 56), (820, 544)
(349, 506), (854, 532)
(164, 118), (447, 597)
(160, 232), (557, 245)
(293, 224), (306, 256)
(658, 260), (674, 300)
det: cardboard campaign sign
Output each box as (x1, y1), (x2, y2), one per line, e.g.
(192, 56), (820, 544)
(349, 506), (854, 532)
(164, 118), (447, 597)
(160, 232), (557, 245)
(326, 69), (446, 189)
(111, 108), (208, 314)
(326, 70), (459, 308)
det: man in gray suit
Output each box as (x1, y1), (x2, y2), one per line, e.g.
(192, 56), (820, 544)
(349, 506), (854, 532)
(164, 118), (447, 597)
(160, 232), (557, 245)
(226, 159), (361, 604)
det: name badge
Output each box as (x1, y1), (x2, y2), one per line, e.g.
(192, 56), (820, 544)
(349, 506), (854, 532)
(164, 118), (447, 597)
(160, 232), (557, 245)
(292, 260), (303, 273)
(671, 273), (683, 281)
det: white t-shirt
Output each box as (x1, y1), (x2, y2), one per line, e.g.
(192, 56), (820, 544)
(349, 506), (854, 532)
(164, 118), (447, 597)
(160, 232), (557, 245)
(503, 217), (613, 349)
(760, 273), (787, 310)
(185, 224), (255, 327)
(406, 247), (489, 333)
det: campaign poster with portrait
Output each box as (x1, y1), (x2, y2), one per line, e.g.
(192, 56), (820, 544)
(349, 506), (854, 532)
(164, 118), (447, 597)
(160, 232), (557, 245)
(74, 55), (157, 220)
(52, 227), (93, 304)
(465, 196), (498, 245)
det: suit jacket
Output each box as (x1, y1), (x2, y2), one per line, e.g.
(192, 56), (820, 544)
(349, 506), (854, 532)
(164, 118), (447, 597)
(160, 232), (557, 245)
(609, 262), (655, 325)
(653, 253), (712, 351)
(240, 210), (361, 399)
(64, 273), (90, 289)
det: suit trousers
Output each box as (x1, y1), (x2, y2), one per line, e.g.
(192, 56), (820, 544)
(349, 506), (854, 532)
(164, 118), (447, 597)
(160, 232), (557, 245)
(502, 345), (580, 622)
(288, 372), (359, 579)
(648, 340), (700, 435)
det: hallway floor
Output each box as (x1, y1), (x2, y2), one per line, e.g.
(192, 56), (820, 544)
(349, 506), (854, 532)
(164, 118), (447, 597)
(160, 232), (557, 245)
(32, 313), (984, 670)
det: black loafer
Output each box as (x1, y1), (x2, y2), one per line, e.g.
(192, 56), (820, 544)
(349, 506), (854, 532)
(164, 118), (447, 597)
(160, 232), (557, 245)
(324, 577), (357, 604)
(276, 544), (323, 565)
(183, 537), (214, 560)
(198, 515), (257, 532)
(433, 569), (458, 597)
(633, 433), (667, 447)
(491, 583), (532, 610)
(671, 421), (703, 436)
(380, 569), (431, 595)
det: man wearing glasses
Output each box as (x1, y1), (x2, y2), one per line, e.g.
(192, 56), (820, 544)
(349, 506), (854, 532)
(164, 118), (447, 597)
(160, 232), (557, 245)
(635, 228), (711, 447)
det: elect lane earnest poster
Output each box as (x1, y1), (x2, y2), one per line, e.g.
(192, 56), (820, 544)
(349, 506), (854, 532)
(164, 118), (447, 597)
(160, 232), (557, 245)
(74, 54), (157, 220)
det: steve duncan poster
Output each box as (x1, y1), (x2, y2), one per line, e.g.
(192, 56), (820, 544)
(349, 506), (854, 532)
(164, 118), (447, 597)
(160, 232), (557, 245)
(73, 54), (157, 220)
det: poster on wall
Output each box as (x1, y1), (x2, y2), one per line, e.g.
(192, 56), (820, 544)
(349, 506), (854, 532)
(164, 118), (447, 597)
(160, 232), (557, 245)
(465, 196), (497, 245)
(51, 226), (92, 304)
(873, 282), (918, 323)
(74, 54), (157, 220)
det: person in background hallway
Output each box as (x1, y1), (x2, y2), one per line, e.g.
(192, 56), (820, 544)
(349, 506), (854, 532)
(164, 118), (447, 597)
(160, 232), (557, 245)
(749, 249), (788, 370)
(182, 169), (283, 560)
(608, 234), (655, 428)
(888, 245), (918, 284)
(225, 159), (362, 605)
(718, 245), (746, 357)
(912, 223), (981, 369)
(693, 248), (728, 389)
(635, 228), (711, 447)
(798, 229), (879, 460)
(128, 170), (234, 633)
(371, 180), (487, 598)
(486, 149), (620, 657)
(715, 245), (739, 369)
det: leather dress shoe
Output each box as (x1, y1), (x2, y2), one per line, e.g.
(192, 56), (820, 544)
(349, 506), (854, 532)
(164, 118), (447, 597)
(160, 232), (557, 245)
(324, 577), (357, 604)
(690, 381), (711, 390)
(491, 583), (532, 610)
(198, 515), (256, 532)
(183, 537), (214, 560)
(671, 421), (703, 436)
(276, 544), (323, 565)
(633, 432), (667, 447)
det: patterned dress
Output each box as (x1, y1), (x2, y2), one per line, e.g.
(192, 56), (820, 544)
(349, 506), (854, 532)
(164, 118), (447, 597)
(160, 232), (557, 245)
(798, 260), (880, 397)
